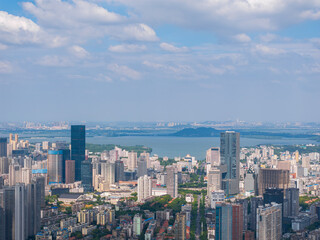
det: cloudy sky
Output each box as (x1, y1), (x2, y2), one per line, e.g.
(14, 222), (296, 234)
(0, 0), (320, 122)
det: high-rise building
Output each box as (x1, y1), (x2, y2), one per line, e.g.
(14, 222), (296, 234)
(59, 148), (70, 183)
(71, 125), (85, 181)
(256, 203), (282, 240)
(81, 160), (93, 192)
(128, 151), (137, 171)
(232, 204), (243, 240)
(174, 212), (186, 240)
(0, 187), (15, 240)
(25, 183), (41, 238)
(115, 160), (124, 182)
(137, 159), (148, 178)
(248, 197), (263, 231)
(220, 131), (240, 195)
(65, 160), (75, 184)
(101, 162), (115, 186)
(0, 157), (9, 174)
(34, 176), (45, 208)
(140, 151), (150, 169)
(285, 188), (299, 217)
(215, 203), (233, 240)
(207, 168), (221, 195)
(15, 183), (25, 240)
(137, 175), (152, 202)
(215, 203), (244, 240)
(0, 138), (7, 157)
(47, 150), (63, 183)
(258, 168), (289, 195)
(133, 214), (142, 236)
(166, 165), (178, 198)
(206, 147), (220, 166)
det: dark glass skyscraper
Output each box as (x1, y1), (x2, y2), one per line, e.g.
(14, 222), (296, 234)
(0, 138), (7, 157)
(71, 125), (85, 181)
(81, 160), (92, 192)
(220, 131), (240, 195)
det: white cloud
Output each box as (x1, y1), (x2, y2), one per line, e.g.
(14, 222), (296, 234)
(0, 61), (13, 73)
(118, 24), (158, 42)
(233, 34), (251, 43)
(115, 0), (320, 33)
(38, 55), (72, 67)
(160, 42), (188, 52)
(108, 64), (141, 80)
(0, 11), (41, 44)
(23, 0), (124, 28)
(253, 44), (285, 55)
(108, 44), (146, 53)
(260, 33), (277, 42)
(0, 43), (7, 50)
(300, 10), (320, 20)
(22, 1), (158, 43)
(69, 45), (89, 58)
(95, 74), (113, 83)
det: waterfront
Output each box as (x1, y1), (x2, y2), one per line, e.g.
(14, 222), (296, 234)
(1, 131), (317, 159)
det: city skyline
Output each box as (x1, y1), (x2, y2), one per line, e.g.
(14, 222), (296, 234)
(0, 1), (320, 122)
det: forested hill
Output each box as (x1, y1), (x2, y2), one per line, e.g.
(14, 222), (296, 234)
(171, 127), (221, 137)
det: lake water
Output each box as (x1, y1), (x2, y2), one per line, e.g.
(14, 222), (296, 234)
(1, 132), (318, 159)
(86, 136), (317, 159)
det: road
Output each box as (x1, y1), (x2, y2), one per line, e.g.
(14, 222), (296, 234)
(195, 194), (201, 240)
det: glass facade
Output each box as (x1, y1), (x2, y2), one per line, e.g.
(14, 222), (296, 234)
(71, 125), (85, 181)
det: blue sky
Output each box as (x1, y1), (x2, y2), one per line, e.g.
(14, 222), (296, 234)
(0, 0), (320, 122)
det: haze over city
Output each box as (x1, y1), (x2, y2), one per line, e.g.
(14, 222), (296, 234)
(0, 0), (320, 122)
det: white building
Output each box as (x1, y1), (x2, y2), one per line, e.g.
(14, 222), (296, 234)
(138, 175), (152, 202)
(133, 214), (142, 236)
(210, 190), (225, 208)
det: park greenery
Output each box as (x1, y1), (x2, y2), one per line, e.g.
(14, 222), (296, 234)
(86, 143), (152, 155)
(299, 196), (320, 211)
(190, 195), (198, 240)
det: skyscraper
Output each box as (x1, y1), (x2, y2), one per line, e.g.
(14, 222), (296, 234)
(127, 151), (137, 171)
(25, 183), (41, 238)
(47, 150), (63, 183)
(232, 204), (243, 240)
(81, 160), (93, 192)
(34, 176), (45, 208)
(15, 183), (25, 240)
(71, 125), (85, 181)
(220, 131), (240, 195)
(206, 147), (220, 166)
(59, 148), (70, 183)
(166, 165), (178, 198)
(256, 203), (282, 240)
(137, 159), (148, 178)
(0, 187), (15, 240)
(101, 162), (115, 186)
(0, 138), (7, 157)
(285, 188), (299, 217)
(207, 168), (221, 194)
(137, 175), (152, 202)
(65, 160), (75, 184)
(215, 203), (233, 240)
(258, 168), (289, 195)
(115, 160), (124, 182)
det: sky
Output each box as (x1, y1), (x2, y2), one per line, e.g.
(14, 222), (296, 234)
(0, 0), (320, 122)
